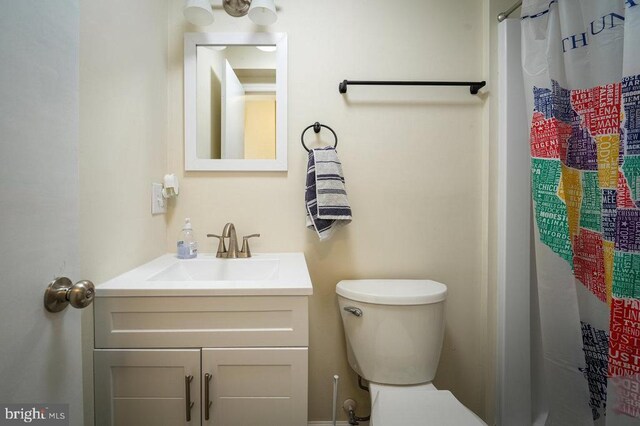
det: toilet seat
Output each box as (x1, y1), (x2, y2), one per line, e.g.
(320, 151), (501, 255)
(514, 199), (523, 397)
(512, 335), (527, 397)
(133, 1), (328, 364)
(370, 386), (486, 426)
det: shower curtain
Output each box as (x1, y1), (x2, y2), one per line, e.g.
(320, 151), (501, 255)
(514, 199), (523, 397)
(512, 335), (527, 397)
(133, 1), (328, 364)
(522, 0), (640, 424)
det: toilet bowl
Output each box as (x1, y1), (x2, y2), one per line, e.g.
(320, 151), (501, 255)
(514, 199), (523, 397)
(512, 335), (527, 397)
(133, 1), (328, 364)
(336, 279), (486, 426)
(369, 383), (485, 426)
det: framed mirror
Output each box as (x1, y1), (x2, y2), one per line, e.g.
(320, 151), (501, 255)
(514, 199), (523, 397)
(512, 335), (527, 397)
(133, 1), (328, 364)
(184, 33), (287, 171)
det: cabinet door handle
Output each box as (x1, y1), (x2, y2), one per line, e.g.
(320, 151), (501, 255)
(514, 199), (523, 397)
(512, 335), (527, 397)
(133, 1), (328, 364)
(204, 373), (213, 420)
(185, 375), (194, 422)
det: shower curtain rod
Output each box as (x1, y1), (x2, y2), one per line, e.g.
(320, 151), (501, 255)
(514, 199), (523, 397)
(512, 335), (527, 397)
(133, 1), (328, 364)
(497, 0), (522, 22)
(338, 80), (487, 95)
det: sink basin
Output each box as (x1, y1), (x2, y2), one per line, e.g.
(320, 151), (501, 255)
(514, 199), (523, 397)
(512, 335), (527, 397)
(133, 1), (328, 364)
(95, 253), (312, 297)
(148, 257), (279, 281)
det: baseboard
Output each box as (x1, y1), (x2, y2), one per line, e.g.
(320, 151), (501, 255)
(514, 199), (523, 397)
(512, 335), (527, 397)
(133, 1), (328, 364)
(308, 422), (358, 426)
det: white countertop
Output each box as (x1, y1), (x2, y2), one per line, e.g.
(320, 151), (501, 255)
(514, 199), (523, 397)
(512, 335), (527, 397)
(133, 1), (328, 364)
(96, 253), (313, 297)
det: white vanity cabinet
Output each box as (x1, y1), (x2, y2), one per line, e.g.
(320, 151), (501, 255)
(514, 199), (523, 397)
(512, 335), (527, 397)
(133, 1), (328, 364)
(94, 295), (309, 426)
(94, 349), (202, 426)
(202, 348), (307, 425)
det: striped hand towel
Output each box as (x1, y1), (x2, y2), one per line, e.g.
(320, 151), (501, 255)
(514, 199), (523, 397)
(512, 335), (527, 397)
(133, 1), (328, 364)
(305, 147), (352, 240)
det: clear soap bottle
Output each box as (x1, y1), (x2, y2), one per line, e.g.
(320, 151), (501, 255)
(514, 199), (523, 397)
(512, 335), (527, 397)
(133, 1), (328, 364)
(177, 218), (198, 259)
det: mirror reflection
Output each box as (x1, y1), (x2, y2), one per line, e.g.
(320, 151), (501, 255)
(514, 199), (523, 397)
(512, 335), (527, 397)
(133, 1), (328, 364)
(196, 45), (277, 160)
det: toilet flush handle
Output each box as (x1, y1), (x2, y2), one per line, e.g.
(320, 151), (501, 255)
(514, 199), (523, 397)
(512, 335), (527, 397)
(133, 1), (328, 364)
(343, 306), (363, 317)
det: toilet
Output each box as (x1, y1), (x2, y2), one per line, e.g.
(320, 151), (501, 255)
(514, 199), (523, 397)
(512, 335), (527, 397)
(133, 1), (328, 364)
(336, 279), (486, 425)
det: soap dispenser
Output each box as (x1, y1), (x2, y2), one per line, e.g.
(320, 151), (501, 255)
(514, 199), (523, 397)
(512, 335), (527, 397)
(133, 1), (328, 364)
(177, 218), (198, 259)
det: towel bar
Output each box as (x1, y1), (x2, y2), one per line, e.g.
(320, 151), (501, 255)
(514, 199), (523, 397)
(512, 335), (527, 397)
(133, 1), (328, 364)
(338, 79), (486, 95)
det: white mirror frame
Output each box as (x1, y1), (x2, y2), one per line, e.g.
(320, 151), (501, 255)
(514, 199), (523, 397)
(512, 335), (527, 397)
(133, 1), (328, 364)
(184, 32), (287, 171)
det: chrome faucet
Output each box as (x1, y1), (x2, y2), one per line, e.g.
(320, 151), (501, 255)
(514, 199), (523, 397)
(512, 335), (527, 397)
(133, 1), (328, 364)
(222, 222), (239, 258)
(207, 223), (260, 258)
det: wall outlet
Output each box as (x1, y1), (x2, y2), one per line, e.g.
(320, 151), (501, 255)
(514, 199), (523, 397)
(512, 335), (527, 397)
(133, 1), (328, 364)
(151, 183), (166, 215)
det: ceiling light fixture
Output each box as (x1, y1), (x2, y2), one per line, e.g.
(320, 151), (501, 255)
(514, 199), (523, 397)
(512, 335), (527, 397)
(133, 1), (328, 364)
(223, 0), (251, 17)
(184, 0), (278, 26)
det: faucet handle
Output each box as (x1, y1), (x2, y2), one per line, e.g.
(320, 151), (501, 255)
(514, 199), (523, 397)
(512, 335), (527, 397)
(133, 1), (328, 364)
(240, 234), (260, 258)
(207, 234), (227, 258)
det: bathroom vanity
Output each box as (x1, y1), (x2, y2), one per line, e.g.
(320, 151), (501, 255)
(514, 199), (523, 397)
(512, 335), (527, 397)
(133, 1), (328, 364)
(93, 253), (312, 426)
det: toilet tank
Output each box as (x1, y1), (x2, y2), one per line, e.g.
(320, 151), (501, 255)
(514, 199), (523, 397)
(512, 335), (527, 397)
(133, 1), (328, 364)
(336, 280), (446, 385)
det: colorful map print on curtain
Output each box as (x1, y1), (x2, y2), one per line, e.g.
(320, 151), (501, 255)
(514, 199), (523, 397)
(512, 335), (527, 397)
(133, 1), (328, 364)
(530, 75), (640, 418)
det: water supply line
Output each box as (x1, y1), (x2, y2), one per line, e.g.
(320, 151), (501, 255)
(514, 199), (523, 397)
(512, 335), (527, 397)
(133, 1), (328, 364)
(358, 375), (369, 392)
(344, 399), (371, 426)
(332, 375), (339, 426)
(344, 375), (371, 426)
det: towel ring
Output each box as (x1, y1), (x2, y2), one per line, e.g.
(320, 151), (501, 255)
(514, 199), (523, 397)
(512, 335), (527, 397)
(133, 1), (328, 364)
(301, 122), (338, 153)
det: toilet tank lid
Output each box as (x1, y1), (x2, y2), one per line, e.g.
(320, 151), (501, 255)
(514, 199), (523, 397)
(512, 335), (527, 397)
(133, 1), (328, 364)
(336, 280), (447, 305)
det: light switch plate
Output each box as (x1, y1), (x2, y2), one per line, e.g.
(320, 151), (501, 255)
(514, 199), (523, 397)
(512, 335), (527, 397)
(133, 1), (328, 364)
(151, 183), (166, 215)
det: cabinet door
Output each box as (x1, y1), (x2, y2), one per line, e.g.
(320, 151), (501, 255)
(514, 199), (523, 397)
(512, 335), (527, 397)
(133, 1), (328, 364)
(202, 348), (308, 426)
(94, 349), (201, 426)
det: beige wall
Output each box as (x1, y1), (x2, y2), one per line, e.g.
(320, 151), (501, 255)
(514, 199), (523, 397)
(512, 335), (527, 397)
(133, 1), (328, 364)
(168, 0), (491, 421)
(79, 0), (169, 423)
(244, 98), (276, 159)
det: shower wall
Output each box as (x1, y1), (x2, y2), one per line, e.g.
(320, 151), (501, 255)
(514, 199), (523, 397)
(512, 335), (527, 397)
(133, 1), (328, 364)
(497, 18), (548, 426)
